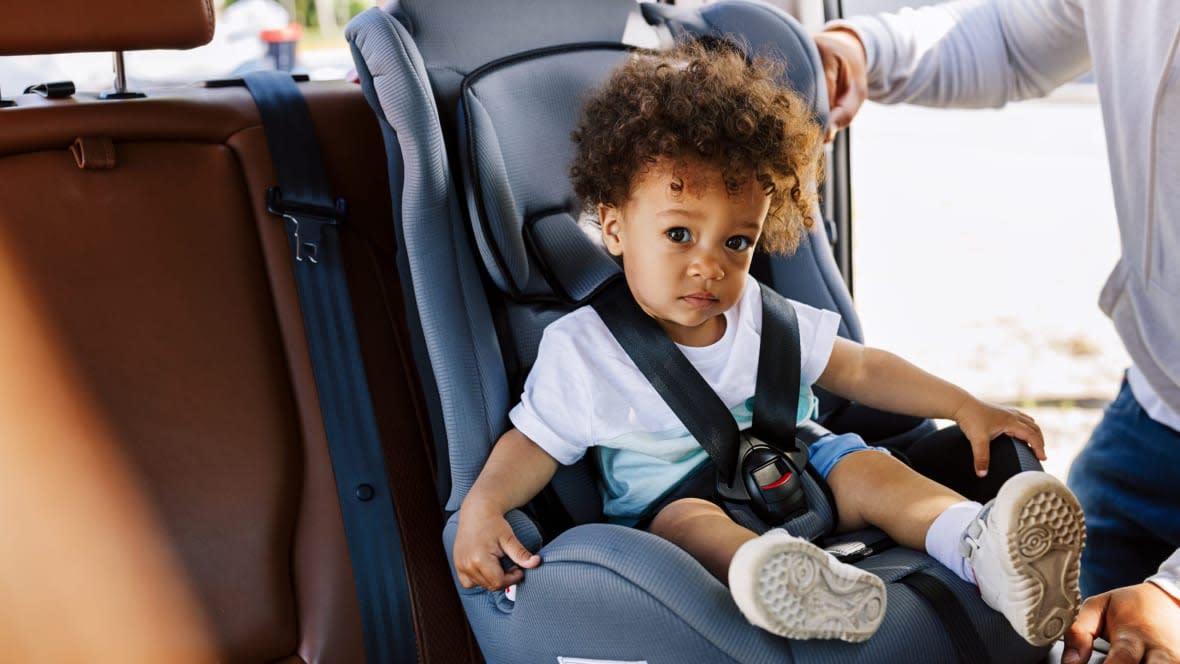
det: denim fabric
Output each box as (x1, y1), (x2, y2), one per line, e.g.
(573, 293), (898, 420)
(810, 432), (887, 478)
(1067, 378), (1180, 596)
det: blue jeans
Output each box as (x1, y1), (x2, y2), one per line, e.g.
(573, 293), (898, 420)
(1067, 378), (1180, 597)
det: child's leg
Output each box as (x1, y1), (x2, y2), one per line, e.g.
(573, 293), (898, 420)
(650, 498), (885, 642)
(826, 450), (980, 582)
(647, 497), (756, 581)
(824, 449), (966, 549)
(824, 449), (1085, 646)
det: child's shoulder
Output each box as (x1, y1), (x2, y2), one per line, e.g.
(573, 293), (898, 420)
(538, 304), (616, 350)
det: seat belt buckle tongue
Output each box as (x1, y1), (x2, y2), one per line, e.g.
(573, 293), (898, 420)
(265, 186), (347, 263)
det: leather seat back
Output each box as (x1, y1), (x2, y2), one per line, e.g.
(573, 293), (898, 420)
(0, 2), (477, 661)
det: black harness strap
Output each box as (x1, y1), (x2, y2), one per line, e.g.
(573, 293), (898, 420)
(592, 279), (742, 480)
(752, 282), (801, 447)
(591, 279), (808, 503)
(243, 71), (418, 664)
(900, 572), (991, 664)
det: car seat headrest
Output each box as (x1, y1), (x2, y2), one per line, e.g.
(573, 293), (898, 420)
(0, 0), (215, 56)
(459, 44), (629, 304)
(640, 1), (829, 128)
(387, 0), (641, 106)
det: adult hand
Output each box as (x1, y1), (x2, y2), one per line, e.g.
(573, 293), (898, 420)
(952, 397), (1045, 477)
(1064, 583), (1180, 664)
(813, 27), (869, 142)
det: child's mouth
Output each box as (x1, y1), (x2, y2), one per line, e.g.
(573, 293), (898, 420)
(682, 292), (719, 308)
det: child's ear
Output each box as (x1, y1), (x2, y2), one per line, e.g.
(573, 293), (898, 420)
(599, 204), (624, 256)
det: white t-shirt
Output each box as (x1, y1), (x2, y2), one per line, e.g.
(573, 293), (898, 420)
(509, 278), (841, 524)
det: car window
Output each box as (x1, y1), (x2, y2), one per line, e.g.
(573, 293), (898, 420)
(0, 0), (373, 95)
(841, 1), (1121, 479)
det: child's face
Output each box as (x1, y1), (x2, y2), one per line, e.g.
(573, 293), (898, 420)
(600, 157), (769, 347)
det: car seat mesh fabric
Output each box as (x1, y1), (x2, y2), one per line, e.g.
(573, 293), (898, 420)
(348, 9), (512, 511)
(444, 518), (1047, 663)
(459, 45), (628, 301)
(348, 2), (1050, 661)
(385, 0), (637, 123)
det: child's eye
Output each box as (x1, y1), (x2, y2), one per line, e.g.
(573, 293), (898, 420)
(666, 228), (691, 244)
(726, 236), (753, 251)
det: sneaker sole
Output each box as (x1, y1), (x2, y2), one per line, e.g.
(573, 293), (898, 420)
(995, 473), (1086, 646)
(739, 537), (886, 642)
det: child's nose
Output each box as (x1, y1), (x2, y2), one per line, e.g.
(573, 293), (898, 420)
(690, 252), (726, 280)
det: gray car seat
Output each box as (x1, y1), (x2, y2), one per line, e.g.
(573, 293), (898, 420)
(347, 1), (1048, 661)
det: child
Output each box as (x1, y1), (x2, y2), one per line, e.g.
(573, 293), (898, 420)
(452, 41), (1085, 646)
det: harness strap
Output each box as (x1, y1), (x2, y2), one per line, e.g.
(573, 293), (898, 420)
(752, 282), (801, 444)
(590, 279), (808, 491)
(592, 279), (741, 480)
(900, 572), (991, 664)
(243, 71), (418, 664)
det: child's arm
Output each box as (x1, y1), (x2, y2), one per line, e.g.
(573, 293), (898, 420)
(453, 427), (559, 591)
(817, 337), (1045, 477)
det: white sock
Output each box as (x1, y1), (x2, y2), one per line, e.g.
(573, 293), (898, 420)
(924, 501), (982, 585)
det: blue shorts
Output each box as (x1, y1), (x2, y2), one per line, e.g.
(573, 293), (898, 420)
(808, 431), (888, 478)
(638, 430), (887, 530)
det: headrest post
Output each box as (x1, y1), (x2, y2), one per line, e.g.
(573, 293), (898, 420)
(113, 52), (128, 94)
(99, 51), (146, 100)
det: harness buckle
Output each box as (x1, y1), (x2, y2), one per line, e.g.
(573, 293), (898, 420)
(716, 433), (810, 525)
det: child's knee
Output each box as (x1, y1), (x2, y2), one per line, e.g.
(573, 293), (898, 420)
(829, 448), (901, 484)
(649, 497), (724, 537)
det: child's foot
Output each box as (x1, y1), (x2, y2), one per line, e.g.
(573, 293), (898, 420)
(961, 471), (1085, 646)
(729, 529), (886, 642)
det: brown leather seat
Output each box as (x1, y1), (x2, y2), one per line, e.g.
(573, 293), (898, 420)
(0, 1), (478, 661)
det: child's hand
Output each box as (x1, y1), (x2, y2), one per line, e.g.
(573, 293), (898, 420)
(453, 501), (541, 592)
(952, 397), (1045, 477)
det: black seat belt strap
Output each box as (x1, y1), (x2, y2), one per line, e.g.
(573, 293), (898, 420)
(752, 283), (801, 444)
(243, 71), (417, 664)
(900, 572), (990, 664)
(592, 279), (741, 480)
(591, 280), (807, 477)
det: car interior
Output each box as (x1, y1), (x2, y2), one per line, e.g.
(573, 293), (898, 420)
(0, 0), (1079, 662)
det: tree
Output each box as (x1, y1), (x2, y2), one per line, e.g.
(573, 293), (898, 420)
(313, 0), (340, 37)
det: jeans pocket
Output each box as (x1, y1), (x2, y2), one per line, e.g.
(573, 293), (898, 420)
(1105, 379), (1138, 418)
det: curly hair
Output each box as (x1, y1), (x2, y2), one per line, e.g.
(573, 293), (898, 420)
(570, 40), (823, 254)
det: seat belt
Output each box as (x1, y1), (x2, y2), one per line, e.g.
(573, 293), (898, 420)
(591, 279), (743, 480)
(591, 278), (810, 525)
(900, 572), (991, 664)
(243, 71), (418, 664)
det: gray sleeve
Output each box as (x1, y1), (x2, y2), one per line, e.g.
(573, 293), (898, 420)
(1147, 547), (1180, 602)
(831, 0), (1091, 108)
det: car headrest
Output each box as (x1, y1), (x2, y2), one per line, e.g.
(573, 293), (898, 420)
(0, 0), (215, 56)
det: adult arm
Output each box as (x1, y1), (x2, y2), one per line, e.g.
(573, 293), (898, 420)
(822, 0), (1090, 114)
(452, 428), (558, 591)
(817, 337), (1044, 475)
(1063, 548), (1180, 663)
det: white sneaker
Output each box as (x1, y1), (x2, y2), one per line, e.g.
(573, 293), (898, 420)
(729, 529), (886, 642)
(961, 471), (1086, 646)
